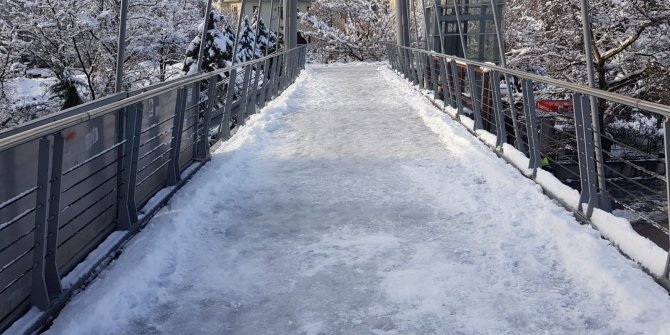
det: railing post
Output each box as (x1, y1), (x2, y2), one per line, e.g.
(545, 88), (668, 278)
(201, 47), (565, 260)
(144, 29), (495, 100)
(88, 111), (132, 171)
(417, 52), (425, 89)
(32, 136), (51, 309)
(663, 117), (670, 278)
(45, 133), (64, 296)
(573, 93), (589, 212)
(503, 75), (526, 153)
(268, 55), (281, 99)
(428, 54), (437, 94)
(392, 46), (399, 71)
(220, 69), (237, 141)
(196, 77), (217, 161)
(440, 57), (453, 108)
(490, 70), (507, 148)
(272, 54), (282, 97)
(237, 65), (253, 127)
(521, 79), (542, 176)
(396, 47), (404, 76)
(287, 52), (295, 86)
(278, 55), (286, 91)
(167, 88), (187, 185)
(397, 47), (406, 78)
(293, 50), (301, 79)
(466, 64), (483, 130)
(282, 52), (290, 89)
(401, 47), (410, 80)
(409, 51), (419, 85)
(403, 48), (411, 81)
(247, 64), (261, 117)
(573, 94), (598, 217)
(117, 104), (143, 230)
(582, 94), (601, 218)
(385, 45), (393, 69)
(258, 59), (271, 109)
(450, 60), (464, 119)
(285, 51), (291, 87)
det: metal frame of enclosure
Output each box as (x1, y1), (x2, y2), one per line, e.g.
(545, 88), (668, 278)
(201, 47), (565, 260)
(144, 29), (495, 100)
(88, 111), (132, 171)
(0, 45), (307, 334)
(386, 43), (670, 289)
(424, 0), (506, 63)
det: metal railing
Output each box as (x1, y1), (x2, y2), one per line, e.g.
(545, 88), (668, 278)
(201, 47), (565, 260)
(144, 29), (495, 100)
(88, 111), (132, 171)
(385, 43), (670, 286)
(0, 45), (307, 334)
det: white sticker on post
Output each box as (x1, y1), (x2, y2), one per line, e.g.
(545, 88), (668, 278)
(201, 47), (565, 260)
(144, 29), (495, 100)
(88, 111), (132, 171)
(85, 127), (99, 151)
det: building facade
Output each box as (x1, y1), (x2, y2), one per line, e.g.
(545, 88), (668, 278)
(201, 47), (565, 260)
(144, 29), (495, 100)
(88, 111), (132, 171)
(215, 0), (313, 31)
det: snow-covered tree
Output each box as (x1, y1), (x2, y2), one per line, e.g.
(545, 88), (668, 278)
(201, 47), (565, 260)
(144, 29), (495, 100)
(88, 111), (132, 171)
(252, 11), (277, 57)
(128, 0), (206, 83)
(236, 16), (257, 63)
(0, 19), (19, 99)
(183, 11), (235, 74)
(505, 0), (670, 104)
(505, 0), (670, 155)
(299, 0), (394, 62)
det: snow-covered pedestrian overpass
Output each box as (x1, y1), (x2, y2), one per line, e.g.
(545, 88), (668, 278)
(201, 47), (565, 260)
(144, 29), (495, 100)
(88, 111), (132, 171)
(19, 64), (670, 333)
(4, 45), (670, 334)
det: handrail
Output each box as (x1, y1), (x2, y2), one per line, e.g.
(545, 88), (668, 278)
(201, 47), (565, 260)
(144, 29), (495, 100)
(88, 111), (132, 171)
(0, 46), (305, 151)
(385, 43), (670, 118)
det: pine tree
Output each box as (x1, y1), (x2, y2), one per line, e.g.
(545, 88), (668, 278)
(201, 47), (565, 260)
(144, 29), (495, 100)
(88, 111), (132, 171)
(183, 11), (235, 74)
(236, 16), (257, 63)
(252, 12), (277, 57)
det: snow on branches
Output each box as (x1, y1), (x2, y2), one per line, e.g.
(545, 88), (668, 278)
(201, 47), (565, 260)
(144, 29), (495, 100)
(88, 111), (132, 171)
(299, 0), (394, 62)
(505, 0), (670, 104)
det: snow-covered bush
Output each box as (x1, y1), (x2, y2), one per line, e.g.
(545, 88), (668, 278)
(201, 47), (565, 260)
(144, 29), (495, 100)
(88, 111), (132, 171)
(252, 12), (277, 57)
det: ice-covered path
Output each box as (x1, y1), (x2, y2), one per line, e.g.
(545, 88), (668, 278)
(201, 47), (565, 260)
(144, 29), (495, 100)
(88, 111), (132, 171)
(46, 64), (670, 334)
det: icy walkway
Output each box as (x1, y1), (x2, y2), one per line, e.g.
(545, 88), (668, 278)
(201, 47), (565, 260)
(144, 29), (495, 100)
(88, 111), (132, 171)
(46, 64), (670, 334)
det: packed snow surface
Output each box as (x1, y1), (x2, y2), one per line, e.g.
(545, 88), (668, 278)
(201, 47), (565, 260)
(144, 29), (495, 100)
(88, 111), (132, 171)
(45, 64), (670, 334)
